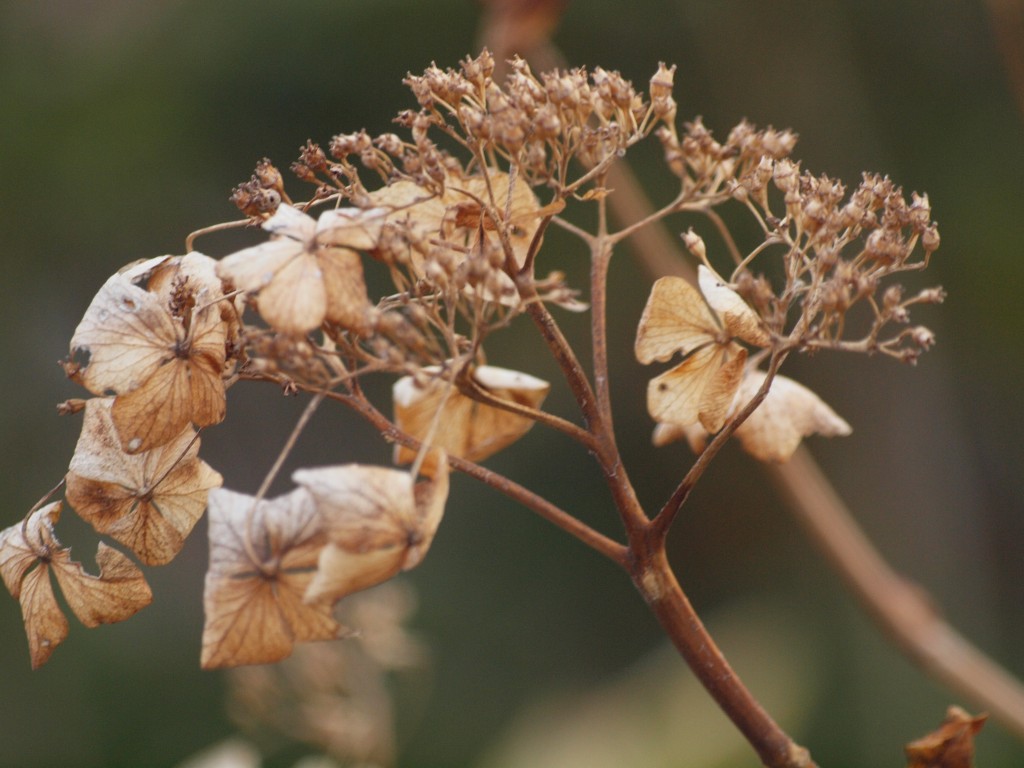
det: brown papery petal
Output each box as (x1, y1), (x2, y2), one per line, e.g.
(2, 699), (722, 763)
(392, 366), (549, 474)
(52, 543), (153, 628)
(731, 372), (851, 462)
(67, 398), (222, 565)
(697, 266), (770, 348)
(646, 344), (746, 432)
(635, 276), (720, 364)
(292, 465), (417, 554)
(69, 272), (180, 397)
(201, 487), (343, 669)
(19, 562), (69, 670)
(253, 252), (329, 334)
(697, 344), (747, 433)
(319, 246), (372, 333)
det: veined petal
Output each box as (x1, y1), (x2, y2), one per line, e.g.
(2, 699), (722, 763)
(635, 276), (720, 364)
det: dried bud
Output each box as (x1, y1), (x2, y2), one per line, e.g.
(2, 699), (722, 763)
(773, 159), (799, 193)
(917, 286), (946, 304)
(375, 132), (404, 156)
(461, 49), (494, 85)
(908, 192), (931, 229)
(289, 161), (318, 184)
(298, 140), (329, 173)
(883, 285), (909, 322)
(56, 398), (87, 416)
(911, 326), (936, 350)
(254, 158), (284, 194)
(649, 62), (676, 101)
(330, 130), (372, 159)
(922, 225), (940, 253)
(682, 228), (707, 261)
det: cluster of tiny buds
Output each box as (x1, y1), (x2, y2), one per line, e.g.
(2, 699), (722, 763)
(234, 52), (691, 220)
(656, 117), (798, 191)
(401, 51), (665, 182)
(231, 158), (286, 218)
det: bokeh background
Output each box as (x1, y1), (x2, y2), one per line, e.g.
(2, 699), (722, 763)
(2, 1), (1023, 766)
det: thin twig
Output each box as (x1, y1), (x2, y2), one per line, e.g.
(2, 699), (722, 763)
(635, 547), (817, 768)
(651, 349), (789, 541)
(312, 384), (628, 565)
(458, 372), (598, 451)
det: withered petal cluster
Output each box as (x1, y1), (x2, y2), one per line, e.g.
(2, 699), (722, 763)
(201, 458), (448, 669)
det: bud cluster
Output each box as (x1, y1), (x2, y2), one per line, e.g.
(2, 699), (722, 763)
(719, 162), (944, 363)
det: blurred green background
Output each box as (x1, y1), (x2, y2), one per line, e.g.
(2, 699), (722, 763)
(2, 1), (1023, 766)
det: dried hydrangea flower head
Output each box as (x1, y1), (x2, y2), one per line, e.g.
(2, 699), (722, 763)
(4, 61), (948, 768)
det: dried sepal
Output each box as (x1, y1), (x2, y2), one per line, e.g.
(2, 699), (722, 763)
(293, 457), (449, 605)
(392, 365), (550, 474)
(201, 487), (346, 669)
(68, 256), (228, 453)
(216, 204), (372, 335)
(0, 502), (152, 669)
(654, 371), (851, 462)
(637, 265), (770, 432)
(634, 275), (722, 365)
(317, 206), (390, 251)
(65, 398), (222, 565)
(647, 343), (748, 433)
(368, 169), (551, 304)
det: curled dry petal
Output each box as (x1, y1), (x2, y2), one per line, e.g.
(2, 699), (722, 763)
(68, 256), (228, 453)
(293, 456), (449, 605)
(697, 266), (770, 347)
(392, 365), (550, 475)
(66, 398), (222, 565)
(905, 706), (987, 768)
(654, 371), (851, 462)
(0, 502), (152, 669)
(201, 487), (346, 669)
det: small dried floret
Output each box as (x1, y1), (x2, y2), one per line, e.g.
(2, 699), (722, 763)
(330, 130), (373, 159)
(460, 49), (494, 84)
(254, 158), (285, 194)
(649, 62), (676, 102)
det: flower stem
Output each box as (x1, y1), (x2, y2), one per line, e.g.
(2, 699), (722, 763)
(633, 544), (818, 768)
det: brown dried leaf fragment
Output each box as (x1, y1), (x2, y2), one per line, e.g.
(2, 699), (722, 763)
(66, 398), (222, 565)
(0, 502), (152, 669)
(635, 274), (727, 365)
(392, 365), (550, 474)
(68, 256), (228, 453)
(201, 486), (346, 669)
(905, 706), (987, 768)
(294, 457), (449, 605)
(216, 204), (372, 335)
